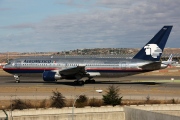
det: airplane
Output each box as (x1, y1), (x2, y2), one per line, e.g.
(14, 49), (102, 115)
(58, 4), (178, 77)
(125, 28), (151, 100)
(3, 26), (173, 85)
(161, 54), (177, 66)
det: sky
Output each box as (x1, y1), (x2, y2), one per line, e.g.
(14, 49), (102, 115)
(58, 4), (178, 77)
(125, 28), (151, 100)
(0, 0), (180, 52)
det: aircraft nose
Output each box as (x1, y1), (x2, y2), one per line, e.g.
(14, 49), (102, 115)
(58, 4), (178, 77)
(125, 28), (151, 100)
(2, 63), (8, 69)
(2, 64), (6, 69)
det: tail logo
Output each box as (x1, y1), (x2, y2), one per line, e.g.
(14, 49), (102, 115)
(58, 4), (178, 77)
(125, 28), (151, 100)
(144, 44), (162, 58)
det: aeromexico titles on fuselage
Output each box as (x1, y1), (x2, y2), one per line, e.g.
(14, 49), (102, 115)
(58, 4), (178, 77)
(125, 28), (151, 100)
(24, 59), (52, 63)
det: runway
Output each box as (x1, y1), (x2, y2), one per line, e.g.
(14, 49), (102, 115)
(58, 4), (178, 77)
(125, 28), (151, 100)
(0, 75), (180, 100)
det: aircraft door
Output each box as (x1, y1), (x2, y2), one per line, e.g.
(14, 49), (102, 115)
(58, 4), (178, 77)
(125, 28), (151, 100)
(15, 61), (21, 68)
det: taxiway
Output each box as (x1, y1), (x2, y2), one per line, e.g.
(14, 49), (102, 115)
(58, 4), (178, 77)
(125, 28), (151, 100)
(0, 75), (180, 100)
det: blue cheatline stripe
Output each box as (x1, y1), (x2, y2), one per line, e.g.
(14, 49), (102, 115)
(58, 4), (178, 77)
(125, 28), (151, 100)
(3, 69), (52, 74)
(4, 70), (43, 74)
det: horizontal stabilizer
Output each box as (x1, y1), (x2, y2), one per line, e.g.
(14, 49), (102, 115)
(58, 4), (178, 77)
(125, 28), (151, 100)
(139, 62), (161, 70)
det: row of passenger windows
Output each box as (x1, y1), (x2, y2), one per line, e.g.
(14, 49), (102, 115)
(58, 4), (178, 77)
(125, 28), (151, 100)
(67, 64), (118, 66)
(21, 63), (119, 67)
(22, 64), (61, 66)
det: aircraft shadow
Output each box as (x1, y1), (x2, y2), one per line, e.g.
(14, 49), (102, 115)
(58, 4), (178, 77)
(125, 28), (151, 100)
(6, 80), (162, 86)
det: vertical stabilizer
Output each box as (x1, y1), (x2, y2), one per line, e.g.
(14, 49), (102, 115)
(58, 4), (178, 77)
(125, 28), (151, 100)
(167, 54), (173, 61)
(133, 26), (173, 61)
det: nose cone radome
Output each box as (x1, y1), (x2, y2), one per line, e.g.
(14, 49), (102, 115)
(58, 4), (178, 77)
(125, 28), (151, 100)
(2, 64), (6, 69)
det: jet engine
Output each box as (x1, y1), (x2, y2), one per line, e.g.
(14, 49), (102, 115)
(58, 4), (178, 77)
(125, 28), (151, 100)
(43, 71), (61, 81)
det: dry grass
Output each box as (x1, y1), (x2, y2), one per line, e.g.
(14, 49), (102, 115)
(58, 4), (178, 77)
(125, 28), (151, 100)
(88, 98), (103, 107)
(0, 69), (12, 76)
(1, 98), (180, 110)
(121, 99), (180, 106)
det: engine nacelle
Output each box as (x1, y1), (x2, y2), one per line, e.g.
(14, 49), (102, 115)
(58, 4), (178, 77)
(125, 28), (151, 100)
(43, 71), (61, 81)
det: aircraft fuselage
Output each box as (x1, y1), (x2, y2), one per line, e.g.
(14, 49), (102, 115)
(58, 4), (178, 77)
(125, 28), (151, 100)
(3, 56), (156, 78)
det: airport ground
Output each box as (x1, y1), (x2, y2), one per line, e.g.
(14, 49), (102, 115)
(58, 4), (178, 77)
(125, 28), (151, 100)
(1, 68), (180, 119)
(0, 67), (180, 106)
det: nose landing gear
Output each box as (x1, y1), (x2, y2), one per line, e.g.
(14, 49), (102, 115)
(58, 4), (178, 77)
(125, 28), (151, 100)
(14, 75), (20, 83)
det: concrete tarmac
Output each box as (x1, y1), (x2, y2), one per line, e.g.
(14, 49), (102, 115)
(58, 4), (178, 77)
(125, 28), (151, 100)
(0, 75), (180, 100)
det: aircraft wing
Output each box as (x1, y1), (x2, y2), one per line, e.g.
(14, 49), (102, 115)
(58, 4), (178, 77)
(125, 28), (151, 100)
(60, 66), (87, 78)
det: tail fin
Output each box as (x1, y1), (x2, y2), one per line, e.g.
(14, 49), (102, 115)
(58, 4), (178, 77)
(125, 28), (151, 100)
(167, 54), (173, 61)
(133, 26), (173, 61)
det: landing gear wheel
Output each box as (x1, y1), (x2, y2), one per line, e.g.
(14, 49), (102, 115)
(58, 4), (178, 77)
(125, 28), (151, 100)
(14, 75), (20, 83)
(85, 78), (96, 84)
(78, 81), (84, 86)
(74, 81), (78, 84)
(91, 79), (95, 83)
(85, 80), (89, 84)
(74, 80), (84, 86)
(15, 80), (20, 83)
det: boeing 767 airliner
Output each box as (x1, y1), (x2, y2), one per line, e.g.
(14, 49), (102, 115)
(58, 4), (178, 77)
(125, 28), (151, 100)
(3, 26), (173, 85)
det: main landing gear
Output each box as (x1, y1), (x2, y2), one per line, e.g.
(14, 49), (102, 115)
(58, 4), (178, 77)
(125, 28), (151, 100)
(73, 77), (96, 86)
(85, 78), (95, 84)
(73, 80), (85, 86)
(14, 75), (20, 83)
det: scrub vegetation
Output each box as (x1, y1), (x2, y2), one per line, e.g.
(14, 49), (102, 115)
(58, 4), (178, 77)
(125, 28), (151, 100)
(50, 91), (66, 108)
(102, 85), (123, 106)
(0, 85), (179, 110)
